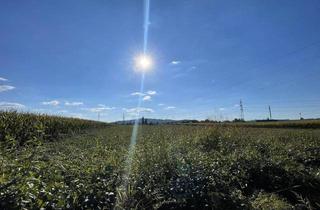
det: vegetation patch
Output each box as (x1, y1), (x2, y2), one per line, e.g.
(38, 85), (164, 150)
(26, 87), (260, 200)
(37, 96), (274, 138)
(1, 117), (320, 209)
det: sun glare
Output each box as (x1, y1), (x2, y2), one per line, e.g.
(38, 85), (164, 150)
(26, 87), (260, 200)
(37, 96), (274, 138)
(135, 54), (153, 72)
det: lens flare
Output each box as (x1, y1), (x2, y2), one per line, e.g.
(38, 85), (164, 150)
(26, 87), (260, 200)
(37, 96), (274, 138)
(135, 54), (153, 72)
(116, 0), (151, 207)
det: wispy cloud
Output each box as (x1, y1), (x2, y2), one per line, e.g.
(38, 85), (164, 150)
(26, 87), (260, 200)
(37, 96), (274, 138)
(158, 103), (165, 106)
(146, 90), (157, 95)
(165, 106), (176, 110)
(0, 77), (8, 82)
(131, 92), (146, 96)
(124, 107), (154, 114)
(32, 108), (48, 113)
(190, 66), (197, 71)
(82, 104), (115, 113)
(97, 104), (116, 109)
(143, 95), (152, 101)
(65, 101), (83, 106)
(131, 90), (157, 97)
(42, 100), (60, 106)
(219, 107), (225, 111)
(172, 73), (187, 79)
(172, 65), (199, 79)
(68, 113), (84, 119)
(0, 85), (15, 92)
(0, 102), (25, 110)
(170, 60), (181, 65)
(170, 59), (205, 79)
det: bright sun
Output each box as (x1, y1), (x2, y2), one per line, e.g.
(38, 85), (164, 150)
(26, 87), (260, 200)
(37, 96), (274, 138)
(135, 54), (153, 72)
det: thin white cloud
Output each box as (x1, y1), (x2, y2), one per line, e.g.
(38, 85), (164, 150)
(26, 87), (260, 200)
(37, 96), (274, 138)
(124, 107), (154, 115)
(32, 108), (49, 114)
(158, 103), (165, 106)
(190, 66), (197, 70)
(0, 85), (15, 92)
(65, 101), (83, 106)
(131, 90), (156, 100)
(172, 73), (187, 79)
(97, 104), (116, 109)
(42, 100), (60, 106)
(146, 90), (157, 95)
(165, 106), (176, 110)
(143, 95), (151, 101)
(68, 113), (84, 119)
(82, 106), (115, 113)
(171, 60), (181, 65)
(131, 92), (146, 96)
(0, 77), (8, 82)
(89, 108), (113, 113)
(219, 107), (225, 111)
(0, 102), (25, 110)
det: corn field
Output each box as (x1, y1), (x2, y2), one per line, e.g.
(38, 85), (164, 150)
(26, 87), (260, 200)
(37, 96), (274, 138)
(0, 111), (108, 147)
(0, 113), (320, 209)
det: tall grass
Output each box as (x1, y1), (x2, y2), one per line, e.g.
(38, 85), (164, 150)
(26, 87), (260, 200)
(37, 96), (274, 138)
(192, 120), (320, 129)
(0, 111), (107, 147)
(233, 120), (320, 129)
(1, 118), (320, 209)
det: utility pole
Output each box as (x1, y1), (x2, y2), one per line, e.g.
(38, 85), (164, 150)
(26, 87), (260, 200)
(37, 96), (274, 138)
(122, 112), (125, 124)
(98, 112), (100, 121)
(240, 99), (244, 121)
(268, 105), (272, 120)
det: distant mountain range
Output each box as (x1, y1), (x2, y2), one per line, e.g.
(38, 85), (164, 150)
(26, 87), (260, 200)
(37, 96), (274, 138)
(113, 118), (177, 125)
(112, 118), (320, 125)
(113, 118), (201, 125)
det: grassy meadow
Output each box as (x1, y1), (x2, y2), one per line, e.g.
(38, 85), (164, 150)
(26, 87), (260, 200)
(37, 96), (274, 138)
(1, 112), (320, 209)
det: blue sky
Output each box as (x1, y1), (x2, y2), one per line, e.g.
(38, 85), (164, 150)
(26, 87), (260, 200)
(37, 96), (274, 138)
(0, 0), (320, 122)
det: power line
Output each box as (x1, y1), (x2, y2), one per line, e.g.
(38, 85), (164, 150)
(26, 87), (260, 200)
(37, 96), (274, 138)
(223, 40), (320, 92)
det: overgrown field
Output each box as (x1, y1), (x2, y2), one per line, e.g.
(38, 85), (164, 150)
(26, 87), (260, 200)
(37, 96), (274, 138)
(192, 119), (320, 129)
(0, 111), (108, 147)
(229, 120), (320, 129)
(1, 115), (320, 209)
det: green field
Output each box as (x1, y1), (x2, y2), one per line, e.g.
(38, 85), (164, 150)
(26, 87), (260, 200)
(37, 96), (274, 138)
(1, 112), (320, 209)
